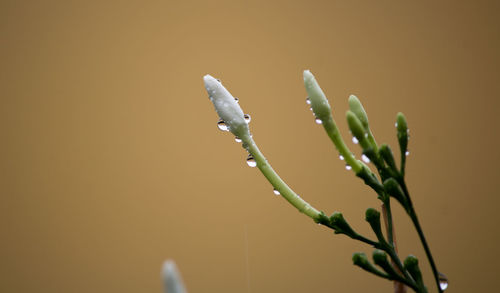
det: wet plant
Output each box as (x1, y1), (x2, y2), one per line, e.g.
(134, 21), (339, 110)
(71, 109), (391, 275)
(163, 71), (447, 293)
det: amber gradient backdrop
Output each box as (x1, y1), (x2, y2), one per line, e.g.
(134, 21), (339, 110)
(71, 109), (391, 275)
(1, 1), (499, 292)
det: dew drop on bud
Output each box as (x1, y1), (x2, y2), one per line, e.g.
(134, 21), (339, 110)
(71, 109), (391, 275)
(339, 155), (344, 161)
(235, 137), (242, 143)
(234, 97), (239, 103)
(345, 164), (352, 170)
(244, 114), (251, 123)
(315, 118), (323, 124)
(273, 189), (280, 195)
(217, 119), (229, 131)
(395, 122), (398, 128)
(352, 137), (359, 144)
(306, 97), (311, 105)
(246, 155), (257, 167)
(361, 154), (370, 163)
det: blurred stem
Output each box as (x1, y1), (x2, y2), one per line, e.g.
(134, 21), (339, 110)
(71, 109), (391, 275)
(399, 180), (442, 293)
(382, 203), (407, 293)
(242, 134), (321, 221)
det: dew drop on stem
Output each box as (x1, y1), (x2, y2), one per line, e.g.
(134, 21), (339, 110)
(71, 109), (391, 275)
(339, 155), (344, 161)
(352, 137), (359, 144)
(315, 118), (322, 124)
(306, 97), (311, 105)
(246, 155), (257, 167)
(273, 189), (280, 195)
(361, 154), (370, 163)
(345, 164), (352, 170)
(235, 137), (242, 143)
(439, 272), (449, 291)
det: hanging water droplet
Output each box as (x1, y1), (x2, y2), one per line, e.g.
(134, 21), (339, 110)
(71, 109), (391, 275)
(315, 118), (323, 124)
(362, 154), (371, 163)
(438, 272), (449, 291)
(352, 137), (359, 144)
(345, 164), (352, 170)
(244, 114), (251, 123)
(246, 155), (257, 167)
(339, 155), (344, 161)
(306, 97), (311, 105)
(217, 119), (229, 131)
(234, 97), (239, 103)
(405, 150), (410, 156)
(395, 122), (398, 128)
(273, 189), (280, 195)
(235, 136), (242, 143)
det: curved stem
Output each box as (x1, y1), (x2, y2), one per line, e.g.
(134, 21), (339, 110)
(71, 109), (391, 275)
(243, 134), (321, 221)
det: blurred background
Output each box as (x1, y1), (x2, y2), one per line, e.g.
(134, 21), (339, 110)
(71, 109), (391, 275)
(1, 0), (499, 292)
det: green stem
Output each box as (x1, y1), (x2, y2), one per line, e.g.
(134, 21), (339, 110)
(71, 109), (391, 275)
(243, 134), (321, 221)
(322, 117), (362, 173)
(400, 181), (442, 293)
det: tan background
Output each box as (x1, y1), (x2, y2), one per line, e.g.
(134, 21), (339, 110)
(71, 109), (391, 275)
(1, 0), (499, 292)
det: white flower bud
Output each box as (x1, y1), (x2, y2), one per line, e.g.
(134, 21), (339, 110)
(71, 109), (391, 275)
(162, 260), (187, 293)
(204, 74), (250, 138)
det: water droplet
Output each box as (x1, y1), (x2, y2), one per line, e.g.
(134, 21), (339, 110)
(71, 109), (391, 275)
(246, 155), (257, 167)
(216, 79), (221, 82)
(405, 150), (410, 156)
(345, 164), (352, 170)
(217, 119), (229, 131)
(234, 97), (239, 103)
(395, 122), (398, 128)
(273, 189), (280, 195)
(362, 154), (370, 163)
(364, 133), (368, 138)
(306, 97), (311, 105)
(315, 118), (323, 124)
(339, 155), (344, 161)
(235, 137), (242, 143)
(244, 114), (251, 123)
(439, 272), (449, 291)
(352, 137), (359, 144)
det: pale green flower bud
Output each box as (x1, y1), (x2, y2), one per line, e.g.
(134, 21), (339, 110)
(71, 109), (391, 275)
(162, 260), (187, 293)
(204, 74), (250, 138)
(303, 70), (332, 122)
(348, 95), (369, 129)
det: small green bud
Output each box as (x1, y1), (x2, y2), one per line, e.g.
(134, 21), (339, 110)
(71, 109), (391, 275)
(348, 95), (369, 129)
(372, 249), (389, 265)
(404, 255), (425, 290)
(303, 70), (332, 122)
(365, 208), (385, 243)
(383, 178), (407, 209)
(379, 144), (397, 171)
(353, 252), (388, 278)
(356, 164), (384, 194)
(330, 212), (356, 237)
(346, 110), (366, 144)
(396, 112), (408, 153)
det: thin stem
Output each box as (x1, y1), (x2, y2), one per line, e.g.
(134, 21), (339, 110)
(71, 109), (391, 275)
(243, 134), (321, 221)
(382, 203), (407, 293)
(321, 117), (362, 173)
(399, 181), (442, 293)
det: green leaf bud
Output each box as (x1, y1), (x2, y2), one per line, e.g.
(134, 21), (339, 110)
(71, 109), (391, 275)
(365, 208), (385, 243)
(396, 112), (409, 153)
(348, 95), (369, 129)
(303, 70), (332, 122)
(379, 144), (397, 171)
(383, 178), (408, 210)
(404, 255), (426, 290)
(353, 252), (388, 278)
(330, 212), (356, 237)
